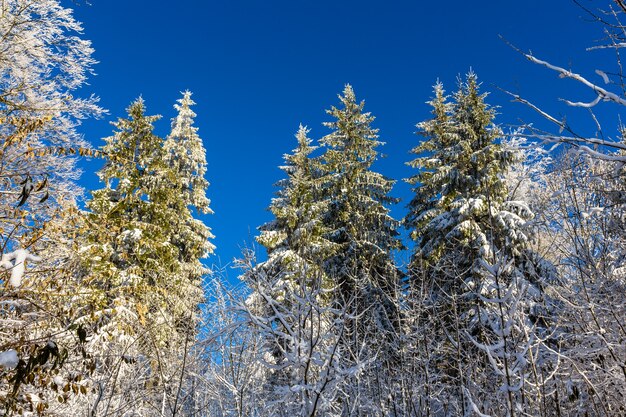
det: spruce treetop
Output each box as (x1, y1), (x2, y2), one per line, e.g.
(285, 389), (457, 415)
(164, 90), (212, 214)
(257, 125), (335, 274)
(320, 84), (401, 253)
(321, 84), (383, 170)
(405, 72), (531, 270)
(97, 98), (163, 192)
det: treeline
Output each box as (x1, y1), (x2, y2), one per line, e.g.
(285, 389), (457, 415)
(1, 0), (625, 416)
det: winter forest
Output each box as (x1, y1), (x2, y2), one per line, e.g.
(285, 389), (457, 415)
(1, 0), (626, 416)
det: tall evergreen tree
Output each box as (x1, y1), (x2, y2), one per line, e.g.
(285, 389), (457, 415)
(163, 90), (215, 333)
(320, 84), (402, 325)
(405, 73), (554, 415)
(406, 76), (516, 272)
(318, 85), (403, 413)
(160, 90), (215, 413)
(256, 124), (334, 282)
(78, 98), (211, 415)
(243, 125), (341, 415)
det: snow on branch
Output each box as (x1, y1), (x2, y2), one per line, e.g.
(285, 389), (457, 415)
(524, 53), (626, 107)
(462, 387), (494, 417)
(0, 349), (19, 370)
(0, 249), (42, 288)
(562, 94), (602, 108)
(527, 134), (626, 151)
(503, 89), (626, 163)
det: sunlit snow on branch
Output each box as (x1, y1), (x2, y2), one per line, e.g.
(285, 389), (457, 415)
(0, 248), (41, 288)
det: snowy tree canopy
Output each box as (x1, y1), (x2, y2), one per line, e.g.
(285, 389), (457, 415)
(1, 1), (625, 415)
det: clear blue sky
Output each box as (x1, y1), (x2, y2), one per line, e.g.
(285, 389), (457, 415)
(70, 0), (614, 275)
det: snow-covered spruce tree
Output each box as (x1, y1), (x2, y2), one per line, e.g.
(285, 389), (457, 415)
(405, 73), (555, 415)
(318, 85), (403, 415)
(256, 124), (334, 290)
(164, 90), (214, 215)
(159, 90), (215, 415)
(77, 98), (212, 415)
(254, 124), (333, 304)
(162, 90), (215, 344)
(0, 0), (102, 413)
(239, 125), (346, 416)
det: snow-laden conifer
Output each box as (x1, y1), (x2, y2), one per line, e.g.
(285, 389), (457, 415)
(164, 90), (215, 313)
(79, 98), (210, 415)
(405, 73), (555, 415)
(238, 126), (344, 415)
(257, 124), (334, 281)
(318, 85), (403, 414)
(164, 91), (213, 215)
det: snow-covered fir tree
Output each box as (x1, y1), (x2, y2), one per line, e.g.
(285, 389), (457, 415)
(256, 124), (334, 287)
(318, 85), (403, 414)
(77, 98), (212, 415)
(163, 90), (215, 336)
(405, 73), (555, 415)
(160, 90), (216, 415)
(164, 91), (214, 215)
(406, 76), (516, 272)
(240, 125), (343, 415)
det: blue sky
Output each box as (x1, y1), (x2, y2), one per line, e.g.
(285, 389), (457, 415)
(70, 0), (615, 274)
